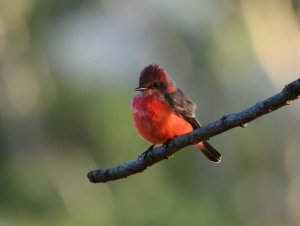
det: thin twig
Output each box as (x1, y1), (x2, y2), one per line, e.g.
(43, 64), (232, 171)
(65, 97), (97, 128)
(87, 78), (300, 183)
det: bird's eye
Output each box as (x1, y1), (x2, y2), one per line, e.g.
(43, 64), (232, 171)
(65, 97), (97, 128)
(152, 82), (160, 88)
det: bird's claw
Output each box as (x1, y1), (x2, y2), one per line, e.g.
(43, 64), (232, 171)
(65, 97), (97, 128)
(163, 138), (174, 149)
(139, 145), (154, 160)
(163, 138), (174, 159)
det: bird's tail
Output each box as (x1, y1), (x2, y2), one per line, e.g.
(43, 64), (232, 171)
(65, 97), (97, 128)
(196, 141), (222, 163)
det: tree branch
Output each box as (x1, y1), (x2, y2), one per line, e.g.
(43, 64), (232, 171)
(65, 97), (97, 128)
(87, 78), (300, 183)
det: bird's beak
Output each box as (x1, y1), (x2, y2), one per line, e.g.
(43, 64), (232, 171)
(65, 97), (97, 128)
(135, 87), (148, 91)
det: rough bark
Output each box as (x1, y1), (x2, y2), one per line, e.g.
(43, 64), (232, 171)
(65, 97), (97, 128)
(87, 78), (300, 183)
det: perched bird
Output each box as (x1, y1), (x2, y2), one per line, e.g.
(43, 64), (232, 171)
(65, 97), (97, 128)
(131, 64), (221, 162)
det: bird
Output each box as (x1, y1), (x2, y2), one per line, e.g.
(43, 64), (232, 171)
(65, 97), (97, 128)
(131, 64), (221, 163)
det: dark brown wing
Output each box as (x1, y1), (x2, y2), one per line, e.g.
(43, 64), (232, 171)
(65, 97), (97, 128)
(164, 88), (222, 163)
(164, 88), (201, 129)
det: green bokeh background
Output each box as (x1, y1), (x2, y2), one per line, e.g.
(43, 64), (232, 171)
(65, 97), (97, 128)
(0, 0), (300, 225)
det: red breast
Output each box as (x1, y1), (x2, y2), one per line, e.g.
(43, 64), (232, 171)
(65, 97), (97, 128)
(131, 91), (193, 144)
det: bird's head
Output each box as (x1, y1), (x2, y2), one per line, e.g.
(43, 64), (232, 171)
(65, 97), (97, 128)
(135, 64), (176, 93)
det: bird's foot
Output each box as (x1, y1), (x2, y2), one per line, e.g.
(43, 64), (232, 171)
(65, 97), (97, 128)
(163, 138), (174, 159)
(163, 138), (172, 149)
(139, 145), (154, 160)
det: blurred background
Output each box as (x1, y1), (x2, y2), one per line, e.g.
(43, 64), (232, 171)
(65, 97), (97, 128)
(0, 0), (300, 225)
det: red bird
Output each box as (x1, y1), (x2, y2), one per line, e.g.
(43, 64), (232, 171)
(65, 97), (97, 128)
(131, 64), (221, 162)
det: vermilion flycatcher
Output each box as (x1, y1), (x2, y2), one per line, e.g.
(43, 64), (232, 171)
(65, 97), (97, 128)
(131, 64), (221, 162)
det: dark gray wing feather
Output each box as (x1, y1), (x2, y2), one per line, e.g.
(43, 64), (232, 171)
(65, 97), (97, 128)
(164, 88), (221, 163)
(164, 88), (201, 129)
